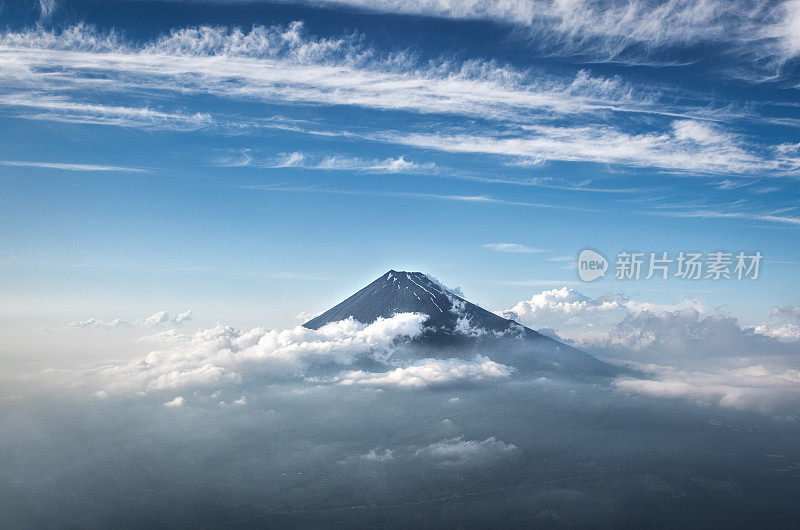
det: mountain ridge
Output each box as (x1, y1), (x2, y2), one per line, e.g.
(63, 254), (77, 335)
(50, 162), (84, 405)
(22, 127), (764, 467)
(304, 270), (617, 376)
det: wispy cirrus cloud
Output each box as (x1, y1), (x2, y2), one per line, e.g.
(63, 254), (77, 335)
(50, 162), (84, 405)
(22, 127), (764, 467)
(217, 149), (433, 173)
(0, 93), (212, 131)
(0, 23), (795, 176)
(0, 24), (661, 122)
(0, 160), (148, 172)
(366, 121), (798, 175)
(217, 150), (646, 193)
(241, 184), (599, 211)
(481, 243), (548, 253)
(649, 199), (800, 227)
(37, 0), (57, 19)
(287, 0), (800, 69)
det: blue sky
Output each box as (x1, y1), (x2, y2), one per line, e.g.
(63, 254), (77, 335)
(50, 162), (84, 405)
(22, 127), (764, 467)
(1, 0), (799, 342)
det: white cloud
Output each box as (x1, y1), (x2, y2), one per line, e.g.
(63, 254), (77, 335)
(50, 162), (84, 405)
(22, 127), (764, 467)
(162, 396), (185, 408)
(0, 23), (791, 174)
(597, 308), (800, 361)
(316, 154), (424, 173)
(335, 357), (513, 387)
(672, 120), (733, 145)
(144, 311), (171, 328)
(763, 0), (800, 59)
(294, 310), (321, 323)
(226, 151), (433, 173)
(361, 448), (394, 461)
(70, 317), (128, 329)
(500, 285), (800, 357)
(614, 362), (800, 414)
(295, 0), (800, 65)
(0, 93), (212, 131)
(88, 313), (429, 393)
(651, 206), (800, 227)
(481, 242), (547, 253)
(370, 122), (781, 175)
(498, 286), (704, 343)
(415, 436), (516, 464)
(753, 305), (800, 342)
(173, 310), (193, 323)
(38, 0), (57, 19)
(424, 274), (465, 298)
(70, 311), (193, 329)
(274, 151), (307, 168)
(494, 285), (800, 413)
(0, 160), (147, 172)
(143, 310), (193, 327)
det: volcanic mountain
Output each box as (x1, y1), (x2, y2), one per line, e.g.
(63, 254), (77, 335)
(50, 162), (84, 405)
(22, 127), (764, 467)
(305, 270), (616, 377)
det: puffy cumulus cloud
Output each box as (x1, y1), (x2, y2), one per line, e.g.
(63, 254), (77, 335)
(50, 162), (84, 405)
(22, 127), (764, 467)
(753, 305), (800, 342)
(500, 286), (797, 358)
(70, 310), (192, 329)
(89, 313), (428, 394)
(335, 357), (513, 387)
(755, 324), (800, 342)
(498, 287), (800, 414)
(173, 310), (193, 323)
(526, 295), (800, 413)
(498, 287), (703, 343)
(597, 308), (799, 361)
(143, 310), (193, 327)
(162, 396), (185, 408)
(294, 310), (321, 323)
(70, 317), (128, 328)
(415, 436), (516, 465)
(361, 448), (394, 461)
(144, 311), (170, 327)
(614, 362), (800, 414)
